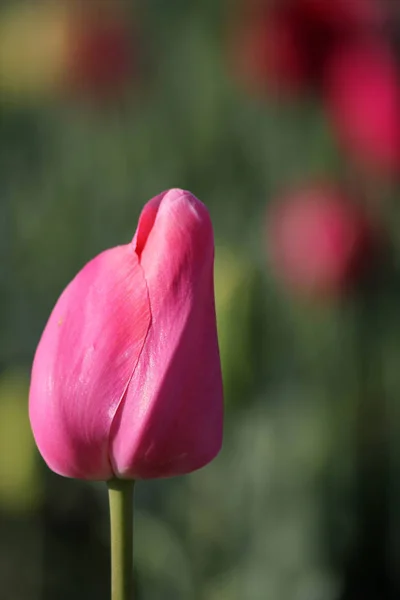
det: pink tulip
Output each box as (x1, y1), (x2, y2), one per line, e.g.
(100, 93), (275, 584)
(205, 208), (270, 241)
(29, 189), (224, 481)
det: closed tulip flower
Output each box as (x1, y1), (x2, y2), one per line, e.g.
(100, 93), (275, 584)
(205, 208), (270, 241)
(29, 189), (224, 481)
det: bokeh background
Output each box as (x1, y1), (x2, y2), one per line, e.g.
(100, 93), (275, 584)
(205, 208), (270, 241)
(1, 0), (400, 598)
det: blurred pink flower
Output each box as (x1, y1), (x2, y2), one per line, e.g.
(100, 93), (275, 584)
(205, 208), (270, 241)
(29, 189), (224, 480)
(324, 41), (400, 174)
(267, 185), (376, 298)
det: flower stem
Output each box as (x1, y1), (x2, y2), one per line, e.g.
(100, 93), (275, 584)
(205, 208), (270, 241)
(107, 479), (135, 600)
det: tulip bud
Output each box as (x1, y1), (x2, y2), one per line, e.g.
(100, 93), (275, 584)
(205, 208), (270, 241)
(266, 185), (376, 298)
(29, 189), (224, 480)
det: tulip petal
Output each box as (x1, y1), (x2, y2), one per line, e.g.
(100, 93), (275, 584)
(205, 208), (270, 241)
(133, 191), (166, 257)
(29, 245), (151, 479)
(110, 189), (224, 478)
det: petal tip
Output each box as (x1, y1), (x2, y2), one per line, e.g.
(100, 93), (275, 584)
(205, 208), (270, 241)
(161, 188), (211, 222)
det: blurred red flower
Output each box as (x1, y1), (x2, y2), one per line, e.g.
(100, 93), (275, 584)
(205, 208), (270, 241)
(232, 0), (383, 98)
(68, 3), (136, 100)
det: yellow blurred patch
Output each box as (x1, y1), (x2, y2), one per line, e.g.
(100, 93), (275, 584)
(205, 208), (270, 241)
(0, 1), (71, 102)
(0, 369), (42, 512)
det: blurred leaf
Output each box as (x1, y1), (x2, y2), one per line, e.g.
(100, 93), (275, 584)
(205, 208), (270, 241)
(214, 245), (260, 406)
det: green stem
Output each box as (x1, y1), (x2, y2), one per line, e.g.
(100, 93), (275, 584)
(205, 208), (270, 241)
(107, 479), (135, 600)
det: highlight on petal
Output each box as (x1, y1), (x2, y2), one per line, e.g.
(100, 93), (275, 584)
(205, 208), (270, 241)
(29, 244), (151, 479)
(110, 189), (224, 478)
